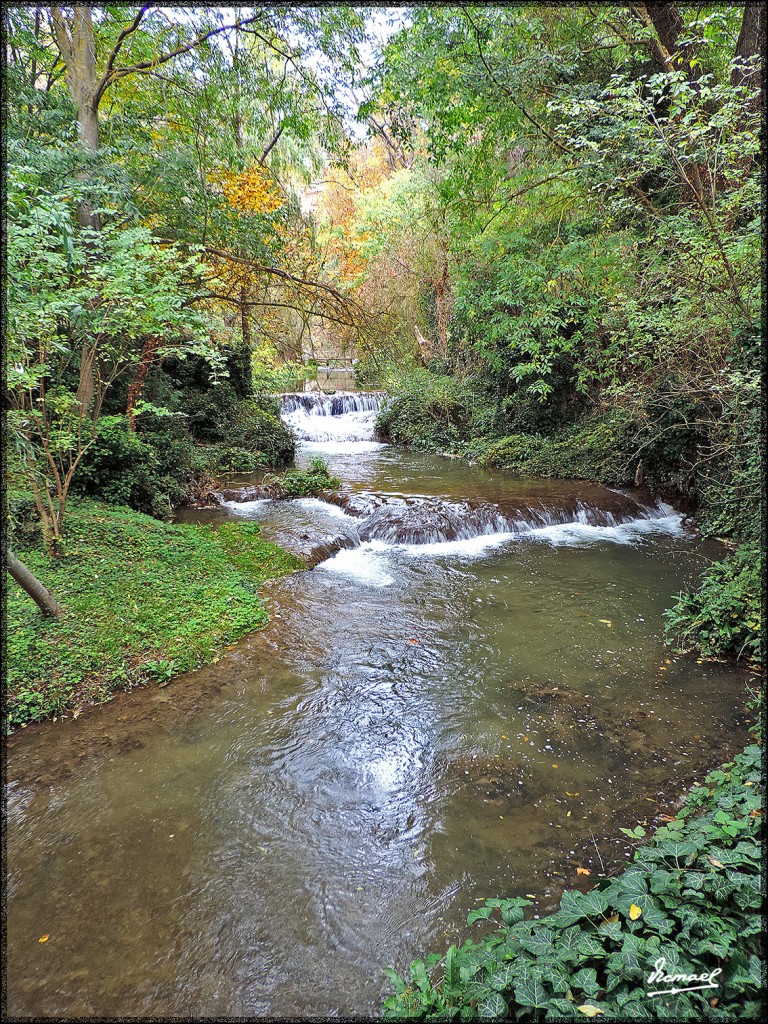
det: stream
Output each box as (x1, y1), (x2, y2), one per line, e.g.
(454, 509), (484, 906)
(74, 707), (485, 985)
(4, 392), (751, 1018)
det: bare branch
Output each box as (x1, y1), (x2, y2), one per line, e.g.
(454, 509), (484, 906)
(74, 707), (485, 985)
(102, 5), (151, 80)
(94, 12), (265, 106)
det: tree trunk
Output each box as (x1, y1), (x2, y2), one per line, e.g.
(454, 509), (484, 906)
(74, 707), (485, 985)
(50, 5), (101, 229)
(6, 549), (64, 618)
(631, 3), (698, 75)
(732, 4), (764, 111)
(126, 335), (162, 429)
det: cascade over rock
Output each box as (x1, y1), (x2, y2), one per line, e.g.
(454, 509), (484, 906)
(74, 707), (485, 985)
(279, 391), (385, 443)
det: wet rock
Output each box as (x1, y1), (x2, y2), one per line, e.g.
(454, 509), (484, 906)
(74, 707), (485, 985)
(216, 485), (273, 503)
(257, 525), (357, 569)
(323, 491), (389, 519)
(358, 497), (509, 545)
(325, 488), (665, 546)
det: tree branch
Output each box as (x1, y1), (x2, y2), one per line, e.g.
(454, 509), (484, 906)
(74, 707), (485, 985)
(102, 5), (150, 80)
(94, 12), (265, 106)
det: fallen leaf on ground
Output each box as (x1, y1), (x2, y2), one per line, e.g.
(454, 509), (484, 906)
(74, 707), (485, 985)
(576, 867), (591, 875)
(38, 935), (50, 943)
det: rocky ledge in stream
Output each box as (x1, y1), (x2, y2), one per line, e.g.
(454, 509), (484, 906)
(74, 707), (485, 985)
(324, 486), (669, 545)
(212, 480), (679, 562)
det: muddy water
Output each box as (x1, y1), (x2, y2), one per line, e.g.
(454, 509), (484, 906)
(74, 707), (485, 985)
(5, 436), (751, 1018)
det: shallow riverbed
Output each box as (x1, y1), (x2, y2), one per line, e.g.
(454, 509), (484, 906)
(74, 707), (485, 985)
(5, 400), (750, 1018)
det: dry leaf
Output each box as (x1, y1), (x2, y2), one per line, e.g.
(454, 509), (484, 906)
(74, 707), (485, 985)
(407, 639), (418, 645)
(38, 934), (50, 943)
(576, 867), (591, 876)
(598, 619), (612, 626)
(629, 904), (642, 920)
(577, 1007), (604, 1018)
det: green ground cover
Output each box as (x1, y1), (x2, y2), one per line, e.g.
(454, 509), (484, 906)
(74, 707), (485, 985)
(5, 498), (304, 729)
(383, 735), (764, 1021)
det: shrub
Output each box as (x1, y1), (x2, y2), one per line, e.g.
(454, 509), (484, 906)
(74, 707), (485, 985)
(73, 414), (193, 518)
(478, 413), (640, 485)
(664, 543), (763, 663)
(264, 457), (341, 498)
(377, 368), (505, 452)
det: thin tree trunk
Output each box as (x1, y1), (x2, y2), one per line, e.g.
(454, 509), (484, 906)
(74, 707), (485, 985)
(6, 550), (64, 618)
(126, 335), (161, 429)
(50, 5), (101, 229)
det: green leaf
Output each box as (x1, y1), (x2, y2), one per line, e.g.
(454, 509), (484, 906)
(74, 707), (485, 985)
(476, 990), (507, 1018)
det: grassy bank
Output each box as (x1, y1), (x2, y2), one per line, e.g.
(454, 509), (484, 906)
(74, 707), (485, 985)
(383, 732), (764, 1021)
(5, 498), (305, 730)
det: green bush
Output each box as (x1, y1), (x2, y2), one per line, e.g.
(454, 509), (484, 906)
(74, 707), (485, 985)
(73, 397), (295, 519)
(377, 368), (505, 452)
(264, 457), (341, 498)
(383, 740), (763, 1021)
(478, 413), (641, 485)
(73, 414), (194, 518)
(664, 544), (763, 663)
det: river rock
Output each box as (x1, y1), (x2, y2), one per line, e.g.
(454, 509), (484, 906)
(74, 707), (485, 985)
(257, 525), (357, 569)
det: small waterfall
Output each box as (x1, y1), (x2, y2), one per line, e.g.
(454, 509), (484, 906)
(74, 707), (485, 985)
(279, 391), (385, 443)
(323, 493), (679, 547)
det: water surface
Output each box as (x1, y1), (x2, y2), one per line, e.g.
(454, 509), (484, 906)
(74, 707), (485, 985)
(5, 399), (750, 1017)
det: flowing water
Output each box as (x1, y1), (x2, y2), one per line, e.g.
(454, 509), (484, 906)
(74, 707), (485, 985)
(5, 392), (751, 1018)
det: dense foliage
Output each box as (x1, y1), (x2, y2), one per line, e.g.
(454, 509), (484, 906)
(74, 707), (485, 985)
(345, 4), (764, 670)
(383, 738), (763, 1020)
(4, 5), (363, 551)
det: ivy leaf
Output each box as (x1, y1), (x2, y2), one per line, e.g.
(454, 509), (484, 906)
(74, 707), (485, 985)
(476, 991), (507, 1018)
(514, 975), (549, 1009)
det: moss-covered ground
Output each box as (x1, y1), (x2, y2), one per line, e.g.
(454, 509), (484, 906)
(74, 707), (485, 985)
(5, 498), (305, 729)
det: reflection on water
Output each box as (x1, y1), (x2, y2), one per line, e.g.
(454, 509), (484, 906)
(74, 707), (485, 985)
(5, 435), (750, 1018)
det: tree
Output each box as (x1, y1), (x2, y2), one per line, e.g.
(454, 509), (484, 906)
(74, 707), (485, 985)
(5, 550), (63, 619)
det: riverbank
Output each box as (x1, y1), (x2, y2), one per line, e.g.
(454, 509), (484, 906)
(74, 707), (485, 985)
(383, 730), (764, 1021)
(5, 497), (304, 730)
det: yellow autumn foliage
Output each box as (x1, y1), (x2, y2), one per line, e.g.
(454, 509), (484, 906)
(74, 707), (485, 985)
(211, 165), (284, 215)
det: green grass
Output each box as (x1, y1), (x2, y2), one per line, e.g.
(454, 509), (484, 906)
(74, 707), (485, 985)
(5, 498), (305, 729)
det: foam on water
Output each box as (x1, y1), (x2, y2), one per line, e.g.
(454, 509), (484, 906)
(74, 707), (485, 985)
(218, 498), (271, 517)
(293, 497), (356, 520)
(314, 510), (689, 577)
(300, 440), (387, 454)
(319, 542), (394, 587)
(280, 392), (386, 445)
(528, 512), (687, 547)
